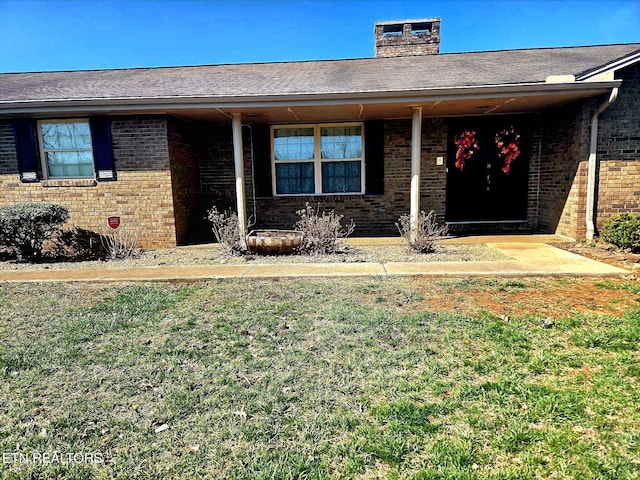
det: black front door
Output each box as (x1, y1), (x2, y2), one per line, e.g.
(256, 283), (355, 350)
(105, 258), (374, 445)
(446, 118), (529, 222)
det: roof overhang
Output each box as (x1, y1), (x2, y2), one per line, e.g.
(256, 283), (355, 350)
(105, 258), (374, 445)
(0, 80), (622, 123)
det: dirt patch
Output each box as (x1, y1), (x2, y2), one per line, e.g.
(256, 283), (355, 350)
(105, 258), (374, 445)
(400, 278), (640, 318)
(552, 241), (640, 271)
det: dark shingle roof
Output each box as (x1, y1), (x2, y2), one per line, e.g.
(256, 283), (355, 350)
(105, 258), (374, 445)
(1, 44), (639, 103)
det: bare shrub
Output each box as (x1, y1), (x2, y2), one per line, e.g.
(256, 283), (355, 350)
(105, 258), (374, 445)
(207, 206), (247, 255)
(294, 203), (355, 255)
(396, 210), (448, 253)
(101, 226), (142, 260)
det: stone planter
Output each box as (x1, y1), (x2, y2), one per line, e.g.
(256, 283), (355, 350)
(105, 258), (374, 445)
(246, 230), (304, 255)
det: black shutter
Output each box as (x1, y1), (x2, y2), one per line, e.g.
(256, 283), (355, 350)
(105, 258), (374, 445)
(13, 119), (39, 182)
(89, 117), (116, 181)
(252, 123), (272, 197)
(365, 120), (384, 194)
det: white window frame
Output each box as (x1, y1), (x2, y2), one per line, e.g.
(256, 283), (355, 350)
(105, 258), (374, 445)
(37, 119), (95, 180)
(270, 122), (365, 196)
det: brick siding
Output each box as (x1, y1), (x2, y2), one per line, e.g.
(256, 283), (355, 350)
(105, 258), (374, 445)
(198, 115), (545, 238)
(537, 99), (594, 238)
(374, 21), (441, 58)
(198, 118), (449, 236)
(167, 117), (202, 244)
(0, 116), (178, 249)
(595, 63), (640, 227)
(2, 66), (637, 249)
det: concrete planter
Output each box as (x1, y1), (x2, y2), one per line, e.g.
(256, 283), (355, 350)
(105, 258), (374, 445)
(246, 230), (304, 255)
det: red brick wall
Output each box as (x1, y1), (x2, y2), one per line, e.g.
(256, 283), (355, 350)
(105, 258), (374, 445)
(374, 21), (441, 57)
(596, 63), (640, 229)
(0, 116), (178, 249)
(199, 119), (449, 236)
(537, 99), (594, 238)
(167, 117), (202, 244)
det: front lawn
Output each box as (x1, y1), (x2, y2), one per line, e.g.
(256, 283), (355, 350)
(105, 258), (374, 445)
(1, 278), (639, 479)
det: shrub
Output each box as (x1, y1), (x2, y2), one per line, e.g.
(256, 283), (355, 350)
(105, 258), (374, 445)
(294, 203), (355, 255)
(101, 226), (142, 260)
(54, 227), (109, 261)
(0, 202), (69, 261)
(207, 206), (246, 255)
(396, 210), (448, 253)
(600, 213), (640, 252)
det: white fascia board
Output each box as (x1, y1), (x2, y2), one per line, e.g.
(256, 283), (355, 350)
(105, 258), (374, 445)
(0, 80), (622, 116)
(576, 50), (640, 81)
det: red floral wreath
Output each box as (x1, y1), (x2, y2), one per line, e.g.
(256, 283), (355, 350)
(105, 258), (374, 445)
(495, 127), (521, 174)
(454, 130), (479, 171)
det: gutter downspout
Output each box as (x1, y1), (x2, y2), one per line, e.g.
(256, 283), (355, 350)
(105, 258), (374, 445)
(586, 87), (618, 240)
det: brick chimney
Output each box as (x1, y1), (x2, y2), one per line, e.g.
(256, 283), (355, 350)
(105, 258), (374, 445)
(374, 18), (441, 58)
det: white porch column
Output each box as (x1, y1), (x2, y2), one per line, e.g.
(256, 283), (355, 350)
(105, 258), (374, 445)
(231, 113), (248, 249)
(410, 106), (423, 243)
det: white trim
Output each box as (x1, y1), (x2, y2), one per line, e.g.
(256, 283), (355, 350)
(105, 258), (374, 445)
(409, 107), (422, 243)
(576, 50), (640, 81)
(231, 113), (248, 248)
(271, 122), (365, 196)
(0, 80), (622, 116)
(36, 118), (95, 180)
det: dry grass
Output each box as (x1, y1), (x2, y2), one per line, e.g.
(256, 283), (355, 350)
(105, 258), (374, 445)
(1, 277), (639, 479)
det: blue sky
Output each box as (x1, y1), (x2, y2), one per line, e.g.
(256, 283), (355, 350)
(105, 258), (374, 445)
(1, 0), (639, 73)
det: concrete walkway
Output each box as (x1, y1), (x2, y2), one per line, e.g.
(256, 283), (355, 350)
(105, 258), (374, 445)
(0, 239), (629, 283)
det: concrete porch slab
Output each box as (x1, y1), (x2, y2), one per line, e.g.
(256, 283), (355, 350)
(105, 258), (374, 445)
(487, 243), (629, 276)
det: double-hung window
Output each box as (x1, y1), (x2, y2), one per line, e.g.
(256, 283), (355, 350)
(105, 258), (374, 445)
(272, 123), (364, 195)
(37, 120), (95, 179)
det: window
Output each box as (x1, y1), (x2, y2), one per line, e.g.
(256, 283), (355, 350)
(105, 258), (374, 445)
(38, 120), (94, 178)
(272, 123), (364, 195)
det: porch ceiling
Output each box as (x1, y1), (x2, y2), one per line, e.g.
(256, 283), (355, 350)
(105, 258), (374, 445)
(166, 89), (610, 124)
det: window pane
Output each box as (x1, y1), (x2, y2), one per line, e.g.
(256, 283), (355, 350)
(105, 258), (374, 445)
(321, 126), (362, 159)
(274, 128), (314, 161)
(46, 151), (94, 178)
(275, 162), (314, 194)
(322, 161), (361, 193)
(41, 122), (92, 149)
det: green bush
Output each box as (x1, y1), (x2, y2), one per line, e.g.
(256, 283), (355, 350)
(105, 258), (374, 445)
(600, 213), (640, 252)
(0, 202), (69, 261)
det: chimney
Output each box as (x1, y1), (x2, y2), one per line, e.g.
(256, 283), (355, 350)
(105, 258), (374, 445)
(374, 18), (441, 58)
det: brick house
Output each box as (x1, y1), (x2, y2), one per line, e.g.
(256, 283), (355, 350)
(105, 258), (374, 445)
(0, 18), (639, 248)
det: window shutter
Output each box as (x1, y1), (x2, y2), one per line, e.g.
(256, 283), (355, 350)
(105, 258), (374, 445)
(12, 119), (39, 182)
(251, 123), (272, 197)
(365, 120), (384, 194)
(89, 117), (117, 181)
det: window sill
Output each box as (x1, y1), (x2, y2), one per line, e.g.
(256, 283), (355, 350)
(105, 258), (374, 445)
(42, 178), (97, 188)
(273, 192), (365, 197)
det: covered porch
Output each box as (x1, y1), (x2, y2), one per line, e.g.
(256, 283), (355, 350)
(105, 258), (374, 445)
(163, 79), (617, 245)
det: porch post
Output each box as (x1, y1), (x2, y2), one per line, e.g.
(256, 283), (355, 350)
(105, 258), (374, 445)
(410, 106), (423, 243)
(231, 113), (248, 249)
